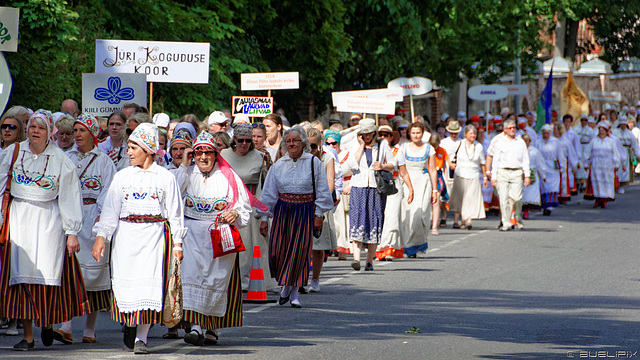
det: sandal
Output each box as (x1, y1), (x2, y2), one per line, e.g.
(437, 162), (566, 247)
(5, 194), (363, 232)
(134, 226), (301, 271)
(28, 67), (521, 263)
(430, 229), (439, 235)
(439, 219), (446, 228)
(163, 332), (179, 339)
(452, 223), (461, 229)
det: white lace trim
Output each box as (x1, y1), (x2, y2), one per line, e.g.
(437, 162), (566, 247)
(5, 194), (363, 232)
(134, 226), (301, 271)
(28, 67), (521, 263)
(114, 299), (163, 312)
(349, 224), (382, 244)
(112, 277), (163, 289)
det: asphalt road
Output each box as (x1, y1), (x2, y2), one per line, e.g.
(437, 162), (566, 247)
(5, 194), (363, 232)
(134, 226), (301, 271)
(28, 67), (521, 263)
(2, 183), (640, 359)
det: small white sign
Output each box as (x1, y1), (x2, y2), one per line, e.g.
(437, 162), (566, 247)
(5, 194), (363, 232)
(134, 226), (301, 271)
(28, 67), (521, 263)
(0, 7), (20, 52)
(387, 77), (433, 96)
(468, 85), (508, 101)
(232, 96), (273, 117)
(506, 84), (529, 96)
(331, 88), (403, 105)
(95, 39), (210, 84)
(0, 53), (11, 115)
(240, 72), (299, 91)
(588, 91), (621, 102)
(82, 73), (147, 116)
(335, 97), (396, 115)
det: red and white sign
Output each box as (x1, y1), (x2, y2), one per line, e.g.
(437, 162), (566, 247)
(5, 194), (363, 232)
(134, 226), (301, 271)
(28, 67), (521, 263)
(506, 85), (529, 96)
(588, 91), (621, 102)
(387, 76), (432, 96)
(334, 97), (395, 115)
(331, 88), (403, 105)
(240, 72), (299, 91)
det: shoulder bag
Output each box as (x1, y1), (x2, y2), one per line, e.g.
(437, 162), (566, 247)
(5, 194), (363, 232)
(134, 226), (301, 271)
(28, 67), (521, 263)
(0, 145), (20, 246)
(374, 141), (398, 196)
(449, 142), (462, 178)
(162, 256), (183, 327)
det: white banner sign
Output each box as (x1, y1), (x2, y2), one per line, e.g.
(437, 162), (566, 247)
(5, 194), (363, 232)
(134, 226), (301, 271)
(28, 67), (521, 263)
(335, 97), (396, 115)
(232, 96), (273, 117)
(331, 88), (403, 105)
(0, 7), (20, 52)
(588, 91), (621, 102)
(387, 76), (433, 96)
(240, 72), (299, 91)
(82, 73), (147, 116)
(95, 39), (210, 83)
(468, 85), (508, 101)
(0, 53), (11, 115)
(506, 84), (529, 96)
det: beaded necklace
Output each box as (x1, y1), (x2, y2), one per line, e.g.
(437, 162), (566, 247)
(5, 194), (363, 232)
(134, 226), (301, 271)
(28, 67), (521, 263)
(20, 150), (50, 184)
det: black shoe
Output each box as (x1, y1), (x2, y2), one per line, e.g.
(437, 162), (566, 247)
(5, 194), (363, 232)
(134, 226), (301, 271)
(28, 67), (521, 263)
(204, 330), (218, 345)
(41, 327), (54, 347)
(351, 261), (361, 271)
(278, 289), (290, 305)
(13, 339), (34, 351)
(133, 340), (149, 354)
(184, 330), (204, 346)
(543, 209), (551, 216)
(298, 286), (307, 294)
(408, 254), (417, 258)
(123, 326), (136, 350)
(364, 263), (374, 271)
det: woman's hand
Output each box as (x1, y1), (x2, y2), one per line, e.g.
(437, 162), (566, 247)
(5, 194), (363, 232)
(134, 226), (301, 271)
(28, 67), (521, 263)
(314, 216), (323, 231)
(173, 247), (183, 262)
(93, 236), (105, 262)
(222, 210), (239, 224)
(431, 191), (438, 204)
(372, 161), (382, 171)
(491, 178), (498, 187)
(260, 221), (269, 237)
(357, 134), (365, 146)
(483, 177), (489, 188)
(406, 189), (414, 204)
(182, 148), (194, 166)
(67, 235), (80, 255)
(342, 184), (351, 195)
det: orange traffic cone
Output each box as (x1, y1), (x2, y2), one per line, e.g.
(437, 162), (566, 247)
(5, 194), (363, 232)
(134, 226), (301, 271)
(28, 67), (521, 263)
(244, 246), (276, 304)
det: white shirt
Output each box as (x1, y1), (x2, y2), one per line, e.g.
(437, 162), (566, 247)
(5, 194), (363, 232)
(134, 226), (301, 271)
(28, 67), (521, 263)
(491, 135), (530, 178)
(454, 141), (485, 179)
(345, 140), (396, 188)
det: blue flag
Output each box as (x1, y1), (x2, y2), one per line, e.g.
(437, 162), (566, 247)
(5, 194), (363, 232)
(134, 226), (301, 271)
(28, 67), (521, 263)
(536, 62), (554, 131)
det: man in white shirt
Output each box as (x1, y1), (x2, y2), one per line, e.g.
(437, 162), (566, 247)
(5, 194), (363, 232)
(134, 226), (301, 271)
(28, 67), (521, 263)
(440, 120), (462, 190)
(490, 119), (530, 231)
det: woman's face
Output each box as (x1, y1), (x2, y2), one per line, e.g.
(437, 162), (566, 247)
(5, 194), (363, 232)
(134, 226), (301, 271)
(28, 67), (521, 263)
(553, 125), (560, 138)
(28, 120), (48, 148)
(264, 119), (280, 140)
(235, 135), (253, 156)
(108, 115), (124, 138)
(361, 132), (376, 145)
(56, 129), (74, 149)
(437, 127), (445, 137)
(253, 128), (266, 149)
(194, 146), (216, 173)
(285, 132), (304, 158)
(309, 135), (321, 157)
(127, 141), (150, 167)
(398, 127), (407, 138)
(598, 126), (607, 137)
(170, 143), (187, 166)
(168, 122), (177, 140)
(410, 127), (423, 143)
(73, 123), (94, 151)
(325, 136), (340, 153)
(542, 130), (550, 141)
(213, 137), (228, 152)
(1, 117), (20, 144)
(158, 135), (167, 151)
(465, 129), (476, 142)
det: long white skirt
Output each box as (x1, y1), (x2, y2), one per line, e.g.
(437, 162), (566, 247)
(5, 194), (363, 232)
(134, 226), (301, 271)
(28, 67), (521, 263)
(333, 192), (351, 254)
(313, 208), (337, 250)
(378, 178), (404, 257)
(449, 176), (486, 220)
(76, 202), (110, 291)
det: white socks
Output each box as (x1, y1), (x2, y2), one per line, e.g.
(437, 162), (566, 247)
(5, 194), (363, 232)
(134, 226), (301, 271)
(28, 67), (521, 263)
(190, 324), (202, 335)
(290, 287), (300, 303)
(59, 320), (72, 333)
(135, 324), (151, 344)
(83, 312), (98, 338)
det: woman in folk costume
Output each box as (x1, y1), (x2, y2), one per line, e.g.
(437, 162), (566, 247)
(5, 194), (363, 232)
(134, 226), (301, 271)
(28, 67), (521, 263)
(0, 110), (88, 351)
(376, 126), (414, 260)
(325, 130), (351, 259)
(584, 121), (621, 208)
(259, 126), (333, 308)
(164, 131), (193, 172)
(556, 123), (579, 204)
(399, 122), (437, 258)
(92, 123), (186, 354)
(52, 115), (117, 345)
(175, 131), (258, 346)
(220, 123), (277, 293)
(611, 115), (640, 193)
(521, 133), (548, 219)
(536, 124), (563, 216)
(98, 111), (130, 170)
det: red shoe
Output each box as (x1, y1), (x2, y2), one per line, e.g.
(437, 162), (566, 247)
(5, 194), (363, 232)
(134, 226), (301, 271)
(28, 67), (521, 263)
(523, 210), (529, 219)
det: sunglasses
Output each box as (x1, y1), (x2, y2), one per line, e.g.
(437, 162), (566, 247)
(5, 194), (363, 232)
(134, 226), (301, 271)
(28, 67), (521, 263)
(310, 143), (319, 150)
(1, 124), (18, 131)
(326, 141), (338, 146)
(194, 150), (216, 157)
(236, 138), (252, 143)
(379, 132), (392, 138)
(251, 123), (266, 129)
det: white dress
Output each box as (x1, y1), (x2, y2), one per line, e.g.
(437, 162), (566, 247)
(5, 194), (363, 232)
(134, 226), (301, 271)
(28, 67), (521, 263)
(522, 146), (548, 209)
(536, 137), (562, 197)
(66, 146), (117, 291)
(313, 151), (337, 251)
(0, 141), (83, 286)
(558, 135), (579, 198)
(612, 127), (640, 184)
(176, 164), (251, 316)
(333, 150), (352, 254)
(449, 141), (485, 220)
(574, 125), (595, 180)
(378, 145), (406, 258)
(584, 136), (620, 200)
(93, 163), (187, 313)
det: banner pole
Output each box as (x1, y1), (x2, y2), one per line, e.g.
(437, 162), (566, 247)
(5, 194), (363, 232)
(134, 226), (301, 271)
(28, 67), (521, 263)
(149, 82), (154, 116)
(410, 93), (415, 121)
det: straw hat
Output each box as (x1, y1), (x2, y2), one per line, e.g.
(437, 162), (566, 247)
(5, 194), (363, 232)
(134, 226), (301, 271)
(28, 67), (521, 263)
(445, 120), (462, 133)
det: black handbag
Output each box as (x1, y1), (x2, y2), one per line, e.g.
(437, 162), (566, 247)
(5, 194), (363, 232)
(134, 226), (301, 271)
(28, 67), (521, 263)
(449, 142), (461, 178)
(374, 141), (398, 196)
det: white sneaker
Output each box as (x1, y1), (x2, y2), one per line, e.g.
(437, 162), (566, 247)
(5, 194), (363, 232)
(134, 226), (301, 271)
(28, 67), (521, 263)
(309, 279), (320, 292)
(270, 287), (281, 294)
(6, 328), (18, 336)
(516, 223), (524, 230)
(416, 251), (428, 258)
(618, 188), (625, 194)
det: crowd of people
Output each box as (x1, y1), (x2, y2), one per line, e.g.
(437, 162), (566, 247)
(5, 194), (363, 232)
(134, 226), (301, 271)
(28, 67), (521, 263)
(0, 98), (637, 354)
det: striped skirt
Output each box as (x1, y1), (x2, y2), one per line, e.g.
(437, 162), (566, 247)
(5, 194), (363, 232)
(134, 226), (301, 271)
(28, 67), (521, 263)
(269, 194), (314, 287)
(87, 290), (111, 313)
(182, 256), (242, 329)
(110, 222), (171, 326)
(0, 239), (90, 327)
(541, 192), (559, 209)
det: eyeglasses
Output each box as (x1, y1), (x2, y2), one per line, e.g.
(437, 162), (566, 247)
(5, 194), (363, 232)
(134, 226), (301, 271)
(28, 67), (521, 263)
(1, 124), (18, 131)
(236, 138), (252, 143)
(310, 143), (319, 150)
(379, 133), (392, 138)
(251, 123), (266, 129)
(194, 150), (216, 157)
(221, 121), (230, 127)
(326, 141), (338, 146)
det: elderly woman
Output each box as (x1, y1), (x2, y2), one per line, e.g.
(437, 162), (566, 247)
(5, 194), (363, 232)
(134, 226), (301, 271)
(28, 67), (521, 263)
(521, 133), (547, 219)
(165, 131), (193, 171)
(400, 122), (437, 257)
(98, 111), (129, 170)
(55, 115), (76, 151)
(175, 131), (253, 346)
(449, 125), (486, 229)
(263, 114), (284, 151)
(536, 124), (563, 216)
(0, 113), (26, 150)
(344, 119), (398, 270)
(221, 123), (277, 293)
(584, 121), (621, 208)
(92, 123), (186, 354)
(325, 129), (351, 259)
(0, 110), (87, 351)
(259, 126), (333, 308)
(53, 114), (117, 344)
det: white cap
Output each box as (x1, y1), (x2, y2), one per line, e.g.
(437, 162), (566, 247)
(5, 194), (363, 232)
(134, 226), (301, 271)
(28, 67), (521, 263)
(152, 113), (171, 127)
(629, 107), (636, 113)
(478, 111), (485, 117)
(500, 107), (510, 116)
(587, 116), (596, 124)
(441, 113), (450, 122)
(622, 106), (630, 114)
(603, 103), (612, 111)
(486, 113), (494, 120)
(580, 112), (588, 119)
(233, 114), (250, 124)
(457, 111), (467, 120)
(52, 112), (66, 122)
(517, 117), (526, 124)
(636, 101), (640, 107)
(208, 111), (229, 125)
